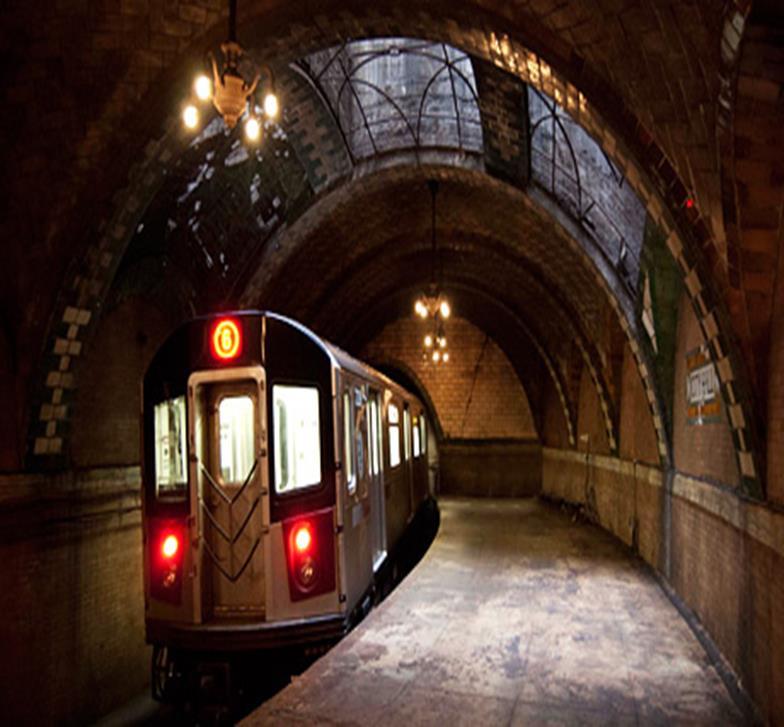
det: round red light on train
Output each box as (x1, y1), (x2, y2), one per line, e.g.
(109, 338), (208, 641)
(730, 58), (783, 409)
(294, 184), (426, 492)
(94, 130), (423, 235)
(161, 534), (179, 559)
(294, 524), (312, 554)
(211, 318), (241, 360)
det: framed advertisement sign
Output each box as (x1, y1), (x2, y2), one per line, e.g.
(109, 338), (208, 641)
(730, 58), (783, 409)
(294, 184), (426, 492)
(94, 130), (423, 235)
(686, 346), (721, 425)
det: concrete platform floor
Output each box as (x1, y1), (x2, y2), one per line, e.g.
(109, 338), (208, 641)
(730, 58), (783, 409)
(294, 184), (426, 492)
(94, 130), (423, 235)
(244, 497), (746, 726)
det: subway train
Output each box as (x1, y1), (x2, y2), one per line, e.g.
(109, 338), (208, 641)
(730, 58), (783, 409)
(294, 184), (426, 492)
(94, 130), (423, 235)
(141, 311), (437, 708)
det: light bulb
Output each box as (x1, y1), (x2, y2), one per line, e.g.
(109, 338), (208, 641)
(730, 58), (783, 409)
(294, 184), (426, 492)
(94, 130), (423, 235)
(443, 352), (450, 363)
(424, 335), (433, 348)
(432, 351), (440, 363)
(439, 337), (447, 348)
(440, 300), (451, 319)
(245, 116), (261, 142)
(182, 104), (199, 130)
(194, 74), (212, 101)
(264, 92), (279, 118)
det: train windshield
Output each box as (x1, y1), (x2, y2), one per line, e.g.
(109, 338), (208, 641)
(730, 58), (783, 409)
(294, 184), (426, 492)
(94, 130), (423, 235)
(273, 385), (321, 493)
(153, 395), (187, 497)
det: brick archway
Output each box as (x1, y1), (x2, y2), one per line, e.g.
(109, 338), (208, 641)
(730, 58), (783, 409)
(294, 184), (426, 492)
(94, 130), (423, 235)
(18, 1), (762, 494)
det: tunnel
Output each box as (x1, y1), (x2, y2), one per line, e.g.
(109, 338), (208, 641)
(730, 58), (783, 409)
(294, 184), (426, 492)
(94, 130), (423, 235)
(1, 1), (784, 724)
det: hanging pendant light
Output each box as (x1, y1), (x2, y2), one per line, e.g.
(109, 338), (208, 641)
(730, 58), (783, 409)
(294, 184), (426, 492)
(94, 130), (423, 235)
(415, 180), (452, 364)
(180, 0), (280, 136)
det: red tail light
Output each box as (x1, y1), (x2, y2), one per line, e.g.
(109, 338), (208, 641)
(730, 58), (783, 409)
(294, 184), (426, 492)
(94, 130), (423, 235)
(150, 523), (185, 605)
(294, 524), (313, 554)
(283, 509), (335, 602)
(161, 533), (179, 559)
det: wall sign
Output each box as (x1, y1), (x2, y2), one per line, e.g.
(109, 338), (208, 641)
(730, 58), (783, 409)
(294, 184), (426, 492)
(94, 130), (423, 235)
(686, 346), (721, 425)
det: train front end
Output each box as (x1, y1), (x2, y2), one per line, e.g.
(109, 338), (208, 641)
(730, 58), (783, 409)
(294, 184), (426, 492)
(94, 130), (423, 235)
(141, 312), (343, 702)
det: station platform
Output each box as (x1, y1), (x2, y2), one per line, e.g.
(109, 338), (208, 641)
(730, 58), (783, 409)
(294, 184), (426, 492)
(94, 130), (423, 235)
(244, 497), (745, 726)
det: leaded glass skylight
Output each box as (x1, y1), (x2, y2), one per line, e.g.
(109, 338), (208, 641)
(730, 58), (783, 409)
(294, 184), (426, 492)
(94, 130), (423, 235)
(528, 87), (646, 291)
(300, 38), (483, 161)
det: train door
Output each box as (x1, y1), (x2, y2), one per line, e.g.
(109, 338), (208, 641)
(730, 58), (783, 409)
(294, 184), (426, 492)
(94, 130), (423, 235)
(367, 389), (386, 570)
(341, 382), (373, 608)
(403, 404), (414, 519)
(188, 368), (268, 622)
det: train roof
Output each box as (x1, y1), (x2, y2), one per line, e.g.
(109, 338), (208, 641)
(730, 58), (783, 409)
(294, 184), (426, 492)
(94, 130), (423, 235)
(199, 310), (421, 405)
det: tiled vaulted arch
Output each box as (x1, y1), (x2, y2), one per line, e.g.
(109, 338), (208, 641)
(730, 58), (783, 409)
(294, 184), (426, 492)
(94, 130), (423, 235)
(18, 2), (762, 494)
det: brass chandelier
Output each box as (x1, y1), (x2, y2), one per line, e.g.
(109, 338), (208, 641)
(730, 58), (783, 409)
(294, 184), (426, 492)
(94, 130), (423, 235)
(181, 0), (279, 142)
(415, 180), (451, 364)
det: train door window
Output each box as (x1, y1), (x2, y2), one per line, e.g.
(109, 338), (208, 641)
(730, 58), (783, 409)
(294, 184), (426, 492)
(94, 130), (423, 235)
(419, 413), (427, 455)
(217, 395), (255, 484)
(354, 387), (367, 485)
(273, 385), (321, 494)
(154, 395), (187, 497)
(412, 415), (421, 458)
(388, 403), (400, 468)
(343, 390), (356, 494)
(368, 394), (381, 476)
(403, 407), (411, 461)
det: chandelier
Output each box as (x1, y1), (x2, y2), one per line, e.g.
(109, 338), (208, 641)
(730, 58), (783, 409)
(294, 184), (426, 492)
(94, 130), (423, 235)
(415, 180), (451, 364)
(181, 0), (279, 142)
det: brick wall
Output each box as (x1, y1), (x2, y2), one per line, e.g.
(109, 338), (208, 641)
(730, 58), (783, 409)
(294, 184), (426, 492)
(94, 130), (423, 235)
(541, 375), (571, 448)
(542, 449), (784, 723)
(70, 297), (173, 467)
(360, 316), (537, 440)
(575, 366), (611, 455)
(0, 468), (147, 725)
(618, 343), (660, 465)
(767, 229), (784, 503)
(439, 440), (541, 497)
(673, 292), (740, 486)
(0, 329), (21, 470)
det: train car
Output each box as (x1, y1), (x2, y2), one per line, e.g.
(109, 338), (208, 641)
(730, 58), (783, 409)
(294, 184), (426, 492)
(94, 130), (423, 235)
(141, 311), (436, 706)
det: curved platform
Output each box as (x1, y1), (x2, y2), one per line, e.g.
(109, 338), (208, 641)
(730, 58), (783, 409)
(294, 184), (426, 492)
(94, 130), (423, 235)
(244, 497), (745, 725)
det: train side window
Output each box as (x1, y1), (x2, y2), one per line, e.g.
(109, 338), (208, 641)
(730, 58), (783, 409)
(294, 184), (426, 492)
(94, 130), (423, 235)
(388, 403), (400, 468)
(273, 385), (321, 494)
(218, 395), (255, 484)
(343, 391), (356, 494)
(403, 407), (411, 461)
(412, 415), (421, 458)
(420, 414), (427, 455)
(154, 395), (187, 497)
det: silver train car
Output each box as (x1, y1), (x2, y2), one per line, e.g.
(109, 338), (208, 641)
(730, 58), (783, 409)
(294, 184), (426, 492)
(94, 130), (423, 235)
(142, 311), (435, 704)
